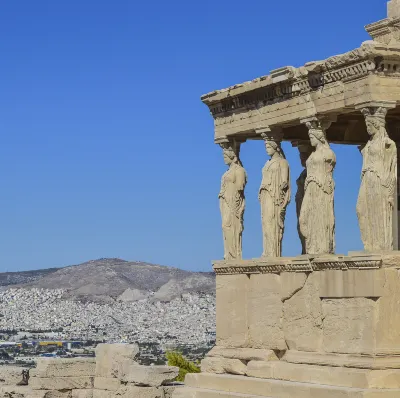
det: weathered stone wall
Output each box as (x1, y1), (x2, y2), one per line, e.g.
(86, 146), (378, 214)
(0, 344), (180, 398)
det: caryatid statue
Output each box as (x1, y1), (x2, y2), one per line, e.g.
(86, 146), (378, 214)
(300, 118), (336, 255)
(218, 138), (247, 260)
(292, 140), (313, 254)
(258, 129), (291, 257)
(356, 106), (397, 251)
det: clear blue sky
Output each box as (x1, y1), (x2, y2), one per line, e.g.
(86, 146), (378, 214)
(0, 1), (389, 272)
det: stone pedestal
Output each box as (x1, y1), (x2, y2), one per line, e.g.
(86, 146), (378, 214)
(175, 253), (400, 398)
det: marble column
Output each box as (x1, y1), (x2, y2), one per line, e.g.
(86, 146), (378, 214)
(292, 140), (313, 254)
(299, 117), (336, 255)
(355, 101), (397, 252)
(217, 137), (247, 260)
(257, 127), (290, 258)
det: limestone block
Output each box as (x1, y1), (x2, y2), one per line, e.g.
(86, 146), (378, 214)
(170, 387), (195, 398)
(376, 269), (400, 354)
(201, 357), (246, 375)
(246, 360), (400, 389)
(247, 274), (285, 350)
(29, 377), (94, 391)
(95, 344), (138, 378)
(94, 377), (121, 391)
(283, 349), (400, 369)
(91, 392), (108, 398)
(32, 358), (96, 378)
(185, 372), (400, 398)
(0, 366), (29, 385)
(216, 275), (249, 348)
(322, 297), (377, 355)
(282, 272), (323, 351)
(207, 347), (278, 362)
(28, 390), (72, 398)
(319, 269), (385, 298)
(117, 362), (178, 386)
(92, 391), (113, 398)
(115, 386), (162, 398)
(280, 272), (307, 301)
(72, 391), (93, 398)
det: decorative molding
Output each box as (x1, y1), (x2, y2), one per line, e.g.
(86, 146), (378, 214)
(203, 44), (400, 121)
(212, 255), (383, 275)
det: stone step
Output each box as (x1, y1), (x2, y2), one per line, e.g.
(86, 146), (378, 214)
(246, 360), (400, 389)
(173, 387), (271, 398)
(184, 373), (400, 398)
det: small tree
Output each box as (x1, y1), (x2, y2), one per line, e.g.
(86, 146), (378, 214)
(165, 351), (200, 382)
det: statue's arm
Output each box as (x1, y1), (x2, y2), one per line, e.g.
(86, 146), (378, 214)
(235, 168), (247, 192)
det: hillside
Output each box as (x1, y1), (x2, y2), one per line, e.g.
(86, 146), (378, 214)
(12, 258), (215, 302)
(0, 268), (59, 286)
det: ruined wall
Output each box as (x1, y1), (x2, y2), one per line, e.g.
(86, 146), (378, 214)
(0, 344), (180, 398)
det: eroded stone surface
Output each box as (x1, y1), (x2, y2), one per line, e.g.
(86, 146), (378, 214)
(0, 366), (29, 386)
(283, 272), (322, 351)
(118, 362), (178, 386)
(95, 344), (138, 378)
(216, 275), (249, 348)
(32, 358), (96, 378)
(201, 357), (246, 375)
(248, 274), (285, 350)
(93, 377), (121, 391)
(207, 347), (278, 362)
(376, 269), (400, 354)
(72, 391), (93, 398)
(280, 272), (307, 301)
(322, 297), (377, 355)
(246, 360), (400, 389)
(30, 377), (94, 391)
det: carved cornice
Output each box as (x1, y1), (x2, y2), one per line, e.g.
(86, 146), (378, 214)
(212, 255), (383, 275)
(202, 43), (400, 120)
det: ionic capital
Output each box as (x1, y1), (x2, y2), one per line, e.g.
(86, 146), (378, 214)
(300, 115), (337, 132)
(355, 100), (396, 115)
(255, 126), (283, 142)
(215, 136), (243, 158)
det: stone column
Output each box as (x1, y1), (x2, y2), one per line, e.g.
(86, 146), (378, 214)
(216, 137), (247, 260)
(387, 122), (400, 250)
(292, 140), (313, 254)
(256, 127), (290, 258)
(355, 101), (397, 252)
(299, 116), (336, 255)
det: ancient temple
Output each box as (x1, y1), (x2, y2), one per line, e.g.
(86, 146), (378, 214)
(175, 1), (400, 398)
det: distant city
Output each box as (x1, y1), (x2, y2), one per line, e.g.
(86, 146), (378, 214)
(0, 258), (216, 365)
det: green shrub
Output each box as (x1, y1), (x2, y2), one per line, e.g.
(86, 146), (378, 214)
(165, 351), (200, 382)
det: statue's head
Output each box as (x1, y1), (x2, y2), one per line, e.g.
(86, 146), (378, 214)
(219, 139), (241, 166)
(265, 140), (282, 157)
(222, 147), (237, 165)
(308, 128), (327, 148)
(362, 107), (387, 137)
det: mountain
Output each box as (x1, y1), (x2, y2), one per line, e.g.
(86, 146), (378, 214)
(10, 258), (215, 302)
(0, 268), (59, 286)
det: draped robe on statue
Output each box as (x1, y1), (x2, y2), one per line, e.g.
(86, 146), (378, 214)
(259, 158), (290, 257)
(300, 147), (336, 255)
(219, 164), (247, 260)
(296, 169), (307, 255)
(356, 134), (397, 251)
